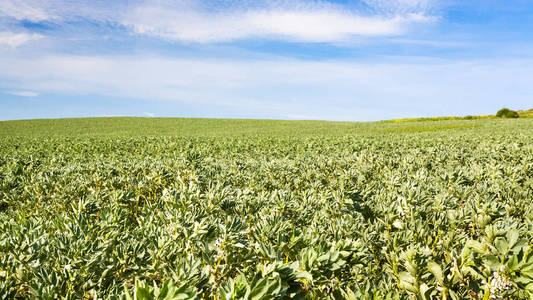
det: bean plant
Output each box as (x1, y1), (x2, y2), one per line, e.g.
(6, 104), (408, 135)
(0, 118), (532, 299)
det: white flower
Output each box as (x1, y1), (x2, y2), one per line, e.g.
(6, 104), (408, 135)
(214, 237), (223, 248)
(486, 271), (513, 299)
(204, 265), (213, 274)
(447, 273), (453, 280)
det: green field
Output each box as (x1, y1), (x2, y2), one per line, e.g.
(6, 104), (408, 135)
(1, 117), (532, 299)
(382, 108), (533, 123)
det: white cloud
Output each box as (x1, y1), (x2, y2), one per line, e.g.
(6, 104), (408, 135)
(6, 90), (40, 97)
(0, 0), (121, 22)
(122, 1), (433, 43)
(1, 53), (532, 120)
(0, 0), (51, 21)
(0, 32), (43, 48)
(0, 0), (435, 43)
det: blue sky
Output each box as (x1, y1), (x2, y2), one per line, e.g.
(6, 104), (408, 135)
(1, 0), (533, 121)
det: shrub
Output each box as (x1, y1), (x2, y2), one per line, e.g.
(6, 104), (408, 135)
(496, 108), (519, 118)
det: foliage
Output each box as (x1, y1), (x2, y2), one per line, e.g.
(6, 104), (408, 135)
(0, 118), (532, 299)
(496, 108), (519, 118)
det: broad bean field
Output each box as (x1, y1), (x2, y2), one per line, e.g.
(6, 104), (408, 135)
(0, 118), (532, 299)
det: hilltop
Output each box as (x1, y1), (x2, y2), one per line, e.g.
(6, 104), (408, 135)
(383, 108), (533, 123)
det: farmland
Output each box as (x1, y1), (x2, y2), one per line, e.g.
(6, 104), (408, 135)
(0, 117), (532, 299)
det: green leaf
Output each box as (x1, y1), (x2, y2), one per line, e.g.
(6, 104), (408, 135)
(466, 240), (487, 254)
(510, 239), (528, 253)
(506, 255), (519, 272)
(506, 229), (519, 248)
(398, 272), (417, 293)
(526, 283), (533, 292)
(494, 238), (509, 255)
(341, 287), (358, 300)
(520, 265), (533, 280)
(420, 283), (433, 300)
(427, 261), (443, 284)
(248, 276), (280, 300)
(135, 286), (152, 300)
(482, 254), (500, 270)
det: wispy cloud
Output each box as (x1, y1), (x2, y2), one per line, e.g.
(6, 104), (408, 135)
(1, 0), (532, 122)
(123, 4), (431, 43)
(0, 0), (122, 22)
(6, 90), (40, 97)
(122, 0), (434, 43)
(1, 53), (532, 120)
(363, 0), (435, 15)
(0, 0), (51, 21)
(0, 31), (43, 48)
(0, 0), (436, 43)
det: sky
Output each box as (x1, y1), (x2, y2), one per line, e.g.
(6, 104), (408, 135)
(1, 0), (533, 121)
